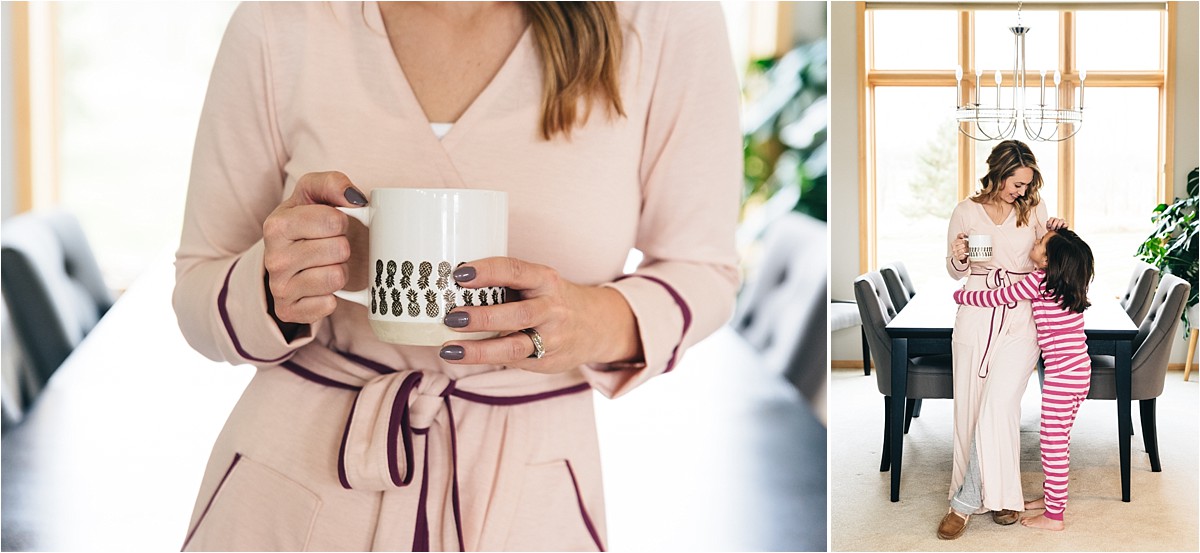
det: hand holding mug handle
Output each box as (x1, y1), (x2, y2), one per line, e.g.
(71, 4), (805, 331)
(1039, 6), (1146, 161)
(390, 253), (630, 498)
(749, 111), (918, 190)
(953, 232), (970, 263)
(262, 171), (366, 325)
(330, 205), (373, 307)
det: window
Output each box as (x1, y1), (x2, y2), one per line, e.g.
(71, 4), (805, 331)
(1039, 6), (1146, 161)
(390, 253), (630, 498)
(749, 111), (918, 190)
(15, 3), (238, 291)
(861, 3), (1174, 298)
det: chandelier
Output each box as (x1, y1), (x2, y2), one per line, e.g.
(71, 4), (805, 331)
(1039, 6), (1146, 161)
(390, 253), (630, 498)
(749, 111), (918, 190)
(954, 2), (1085, 142)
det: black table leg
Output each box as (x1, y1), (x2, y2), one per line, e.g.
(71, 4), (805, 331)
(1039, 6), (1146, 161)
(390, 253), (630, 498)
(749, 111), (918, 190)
(890, 337), (908, 502)
(1116, 339), (1132, 502)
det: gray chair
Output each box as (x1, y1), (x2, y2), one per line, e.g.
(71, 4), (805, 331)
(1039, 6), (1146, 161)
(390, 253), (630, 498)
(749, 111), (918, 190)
(1087, 273), (1190, 473)
(854, 271), (952, 472)
(879, 261), (916, 312)
(830, 299), (871, 376)
(1120, 260), (1159, 326)
(1, 210), (113, 409)
(732, 212), (827, 406)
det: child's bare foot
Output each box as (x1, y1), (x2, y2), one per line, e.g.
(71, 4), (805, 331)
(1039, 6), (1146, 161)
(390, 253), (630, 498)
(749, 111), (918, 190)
(1024, 497), (1046, 510)
(1020, 514), (1064, 531)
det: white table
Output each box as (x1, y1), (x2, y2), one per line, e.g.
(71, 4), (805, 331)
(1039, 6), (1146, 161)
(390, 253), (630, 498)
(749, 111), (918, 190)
(1, 257), (254, 551)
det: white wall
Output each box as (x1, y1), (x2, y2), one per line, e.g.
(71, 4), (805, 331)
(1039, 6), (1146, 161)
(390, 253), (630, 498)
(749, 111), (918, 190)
(829, 2), (862, 362)
(830, 2), (1200, 365)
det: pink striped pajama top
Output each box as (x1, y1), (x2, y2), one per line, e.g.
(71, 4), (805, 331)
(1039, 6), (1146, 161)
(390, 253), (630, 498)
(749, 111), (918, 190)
(954, 269), (1090, 521)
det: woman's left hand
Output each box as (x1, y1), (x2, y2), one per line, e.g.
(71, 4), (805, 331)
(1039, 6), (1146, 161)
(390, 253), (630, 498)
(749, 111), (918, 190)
(437, 257), (642, 373)
(1047, 217), (1067, 230)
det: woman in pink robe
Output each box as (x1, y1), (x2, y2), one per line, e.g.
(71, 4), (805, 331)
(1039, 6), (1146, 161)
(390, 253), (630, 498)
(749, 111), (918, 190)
(172, 3), (740, 550)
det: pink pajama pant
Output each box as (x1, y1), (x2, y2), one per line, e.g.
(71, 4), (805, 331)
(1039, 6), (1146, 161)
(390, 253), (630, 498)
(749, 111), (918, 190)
(1038, 351), (1091, 520)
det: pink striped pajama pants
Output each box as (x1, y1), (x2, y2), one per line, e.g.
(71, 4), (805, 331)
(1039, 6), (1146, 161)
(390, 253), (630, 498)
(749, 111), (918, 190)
(1038, 351), (1091, 520)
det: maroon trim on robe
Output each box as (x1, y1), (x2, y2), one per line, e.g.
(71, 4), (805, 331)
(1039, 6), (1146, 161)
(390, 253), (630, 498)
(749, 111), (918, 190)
(450, 382), (592, 405)
(282, 361), (361, 391)
(336, 396), (359, 489)
(387, 373), (423, 487)
(181, 453), (242, 551)
(218, 257), (292, 364)
(615, 274), (692, 372)
(565, 459), (606, 552)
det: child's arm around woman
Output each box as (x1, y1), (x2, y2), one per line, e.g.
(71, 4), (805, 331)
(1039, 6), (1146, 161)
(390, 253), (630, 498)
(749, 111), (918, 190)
(953, 270), (1047, 308)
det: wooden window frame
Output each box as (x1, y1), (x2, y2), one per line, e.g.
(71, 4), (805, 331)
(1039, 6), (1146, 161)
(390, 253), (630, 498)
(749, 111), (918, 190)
(857, 1), (1174, 273)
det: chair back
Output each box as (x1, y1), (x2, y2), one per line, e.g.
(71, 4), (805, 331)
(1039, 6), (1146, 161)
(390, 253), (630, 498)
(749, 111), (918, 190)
(879, 261), (915, 311)
(1, 210), (113, 393)
(1129, 273), (1190, 399)
(1121, 260), (1159, 325)
(853, 271), (897, 395)
(731, 212), (826, 401)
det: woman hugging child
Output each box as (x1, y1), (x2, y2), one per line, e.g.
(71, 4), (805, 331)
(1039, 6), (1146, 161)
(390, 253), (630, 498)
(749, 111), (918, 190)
(954, 227), (1095, 530)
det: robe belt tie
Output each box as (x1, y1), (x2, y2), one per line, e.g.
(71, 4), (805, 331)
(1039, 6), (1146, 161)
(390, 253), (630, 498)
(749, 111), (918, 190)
(968, 268), (1031, 378)
(278, 345), (591, 552)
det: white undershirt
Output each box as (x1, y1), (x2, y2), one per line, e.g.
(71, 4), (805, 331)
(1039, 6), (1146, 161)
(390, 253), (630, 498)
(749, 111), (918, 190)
(430, 122), (453, 139)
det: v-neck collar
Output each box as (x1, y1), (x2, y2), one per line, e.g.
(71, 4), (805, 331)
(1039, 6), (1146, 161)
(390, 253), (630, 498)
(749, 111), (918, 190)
(976, 200), (1015, 227)
(367, 1), (533, 155)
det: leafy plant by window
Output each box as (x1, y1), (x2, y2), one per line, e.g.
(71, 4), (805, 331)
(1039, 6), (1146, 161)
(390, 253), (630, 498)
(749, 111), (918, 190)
(742, 41), (827, 222)
(1136, 167), (1198, 332)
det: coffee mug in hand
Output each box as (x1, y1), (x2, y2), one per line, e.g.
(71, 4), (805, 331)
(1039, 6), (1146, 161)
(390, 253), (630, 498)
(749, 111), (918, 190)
(967, 233), (993, 263)
(334, 188), (508, 346)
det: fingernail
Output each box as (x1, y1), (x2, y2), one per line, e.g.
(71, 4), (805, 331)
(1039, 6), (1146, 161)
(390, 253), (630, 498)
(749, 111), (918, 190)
(444, 311), (469, 328)
(344, 187), (368, 206)
(453, 266), (476, 282)
(439, 345), (465, 361)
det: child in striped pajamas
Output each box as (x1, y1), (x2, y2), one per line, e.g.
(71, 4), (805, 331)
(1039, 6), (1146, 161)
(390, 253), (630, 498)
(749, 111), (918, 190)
(953, 228), (1095, 531)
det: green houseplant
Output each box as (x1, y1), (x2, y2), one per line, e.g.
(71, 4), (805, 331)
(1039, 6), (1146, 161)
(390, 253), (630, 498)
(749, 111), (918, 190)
(1136, 167), (1198, 331)
(741, 41), (827, 223)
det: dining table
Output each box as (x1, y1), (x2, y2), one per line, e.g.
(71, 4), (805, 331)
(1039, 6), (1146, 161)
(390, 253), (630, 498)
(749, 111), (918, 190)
(883, 279), (1139, 503)
(0, 255), (255, 551)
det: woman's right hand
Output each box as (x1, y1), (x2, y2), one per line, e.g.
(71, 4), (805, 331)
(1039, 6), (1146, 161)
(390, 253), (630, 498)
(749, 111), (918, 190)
(951, 232), (970, 263)
(263, 171), (368, 324)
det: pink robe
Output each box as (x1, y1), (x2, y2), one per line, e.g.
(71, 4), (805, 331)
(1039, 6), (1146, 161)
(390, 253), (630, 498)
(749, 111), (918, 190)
(945, 199), (1049, 512)
(172, 2), (740, 550)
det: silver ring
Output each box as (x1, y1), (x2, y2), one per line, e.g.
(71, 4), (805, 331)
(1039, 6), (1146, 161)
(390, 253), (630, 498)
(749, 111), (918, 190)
(520, 328), (545, 359)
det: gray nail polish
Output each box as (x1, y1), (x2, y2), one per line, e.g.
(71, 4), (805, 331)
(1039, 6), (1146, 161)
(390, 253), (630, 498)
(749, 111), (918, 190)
(444, 311), (469, 328)
(453, 266), (476, 282)
(439, 345), (465, 361)
(344, 187), (368, 206)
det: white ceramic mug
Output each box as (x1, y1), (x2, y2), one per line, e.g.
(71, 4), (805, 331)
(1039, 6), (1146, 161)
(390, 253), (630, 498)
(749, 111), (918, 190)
(334, 188), (508, 346)
(967, 233), (993, 263)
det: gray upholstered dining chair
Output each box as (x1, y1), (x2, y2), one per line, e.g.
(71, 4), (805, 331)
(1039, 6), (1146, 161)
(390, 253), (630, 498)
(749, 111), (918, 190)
(1, 209), (113, 409)
(854, 271), (952, 472)
(732, 212), (827, 406)
(879, 261), (916, 312)
(1087, 273), (1190, 473)
(1120, 260), (1159, 326)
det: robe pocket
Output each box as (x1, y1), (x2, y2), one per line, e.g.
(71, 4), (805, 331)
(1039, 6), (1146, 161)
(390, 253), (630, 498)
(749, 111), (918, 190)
(182, 453), (322, 552)
(504, 459), (604, 552)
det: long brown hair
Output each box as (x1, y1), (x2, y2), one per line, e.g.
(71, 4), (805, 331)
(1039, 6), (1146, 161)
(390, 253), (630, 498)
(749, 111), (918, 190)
(1043, 228), (1094, 314)
(523, 2), (625, 139)
(972, 140), (1043, 227)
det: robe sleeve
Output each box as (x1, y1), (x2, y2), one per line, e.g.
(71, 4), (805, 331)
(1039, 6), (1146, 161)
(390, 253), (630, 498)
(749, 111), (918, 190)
(172, 3), (320, 367)
(945, 201), (972, 279)
(582, 4), (742, 399)
(953, 270), (1045, 307)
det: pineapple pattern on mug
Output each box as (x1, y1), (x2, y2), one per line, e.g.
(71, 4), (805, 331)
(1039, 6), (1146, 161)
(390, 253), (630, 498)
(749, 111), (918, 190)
(368, 258), (505, 320)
